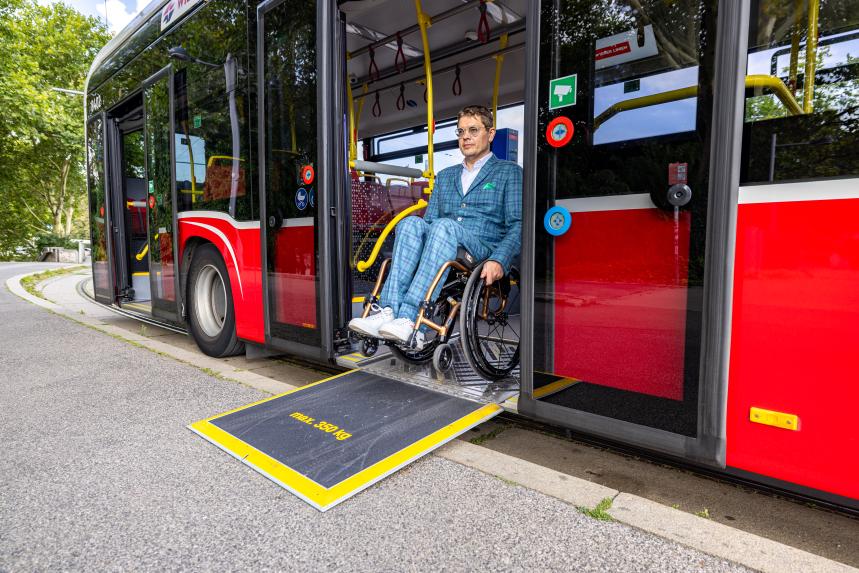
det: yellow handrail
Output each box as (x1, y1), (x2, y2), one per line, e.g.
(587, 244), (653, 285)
(491, 33), (509, 127)
(745, 75), (803, 115)
(415, 0), (435, 194)
(803, 0), (820, 113)
(347, 78), (356, 163)
(136, 243), (149, 261)
(356, 199), (427, 272)
(592, 75), (803, 131)
(206, 155), (245, 167)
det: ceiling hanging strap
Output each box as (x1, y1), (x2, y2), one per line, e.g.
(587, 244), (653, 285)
(372, 91), (382, 117)
(477, 0), (490, 44)
(395, 32), (407, 73)
(368, 45), (380, 81)
(397, 82), (406, 111)
(452, 64), (462, 96)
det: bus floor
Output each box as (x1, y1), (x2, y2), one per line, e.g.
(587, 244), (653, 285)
(337, 333), (520, 405)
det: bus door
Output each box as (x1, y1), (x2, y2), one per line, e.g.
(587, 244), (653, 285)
(87, 112), (116, 305)
(257, 0), (340, 361)
(520, 0), (744, 463)
(143, 66), (181, 322)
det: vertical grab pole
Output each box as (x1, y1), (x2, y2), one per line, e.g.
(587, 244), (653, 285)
(346, 57), (357, 166)
(415, 0), (435, 193)
(803, 0), (819, 113)
(788, 0), (802, 92)
(492, 33), (509, 127)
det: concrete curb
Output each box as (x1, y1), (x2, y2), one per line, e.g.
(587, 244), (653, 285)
(8, 269), (857, 573)
(6, 272), (64, 312)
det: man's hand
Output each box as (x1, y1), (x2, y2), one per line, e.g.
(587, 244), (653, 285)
(480, 260), (504, 285)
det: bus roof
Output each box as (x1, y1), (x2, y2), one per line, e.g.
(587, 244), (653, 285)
(85, 0), (167, 95)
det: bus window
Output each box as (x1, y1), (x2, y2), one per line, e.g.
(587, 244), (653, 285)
(590, 9), (701, 145)
(170, 0), (252, 220)
(742, 0), (859, 183)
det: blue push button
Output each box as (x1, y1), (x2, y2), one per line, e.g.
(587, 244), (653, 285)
(544, 206), (571, 237)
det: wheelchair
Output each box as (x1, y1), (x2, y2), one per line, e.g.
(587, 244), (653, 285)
(355, 248), (521, 381)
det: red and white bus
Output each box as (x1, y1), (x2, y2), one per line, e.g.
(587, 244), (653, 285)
(86, 0), (859, 511)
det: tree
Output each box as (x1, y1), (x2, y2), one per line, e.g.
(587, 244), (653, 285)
(0, 0), (110, 258)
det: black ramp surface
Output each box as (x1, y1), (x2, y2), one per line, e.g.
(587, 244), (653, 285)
(210, 371), (486, 488)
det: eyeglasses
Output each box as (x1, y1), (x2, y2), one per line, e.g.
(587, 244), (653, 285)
(455, 126), (485, 138)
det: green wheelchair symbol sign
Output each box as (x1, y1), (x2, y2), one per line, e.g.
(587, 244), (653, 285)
(549, 74), (577, 110)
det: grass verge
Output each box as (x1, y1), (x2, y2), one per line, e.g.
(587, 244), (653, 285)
(21, 265), (85, 300)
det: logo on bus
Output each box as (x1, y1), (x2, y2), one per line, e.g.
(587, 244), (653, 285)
(161, 1), (175, 25)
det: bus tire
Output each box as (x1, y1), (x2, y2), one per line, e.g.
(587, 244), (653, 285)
(187, 244), (245, 357)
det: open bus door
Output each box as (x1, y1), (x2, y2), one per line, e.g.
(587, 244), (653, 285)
(143, 66), (182, 322)
(519, 0), (747, 464)
(257, 0), (342, 363)
(87, 112), (117, 305)
(194, 0), (517, 511)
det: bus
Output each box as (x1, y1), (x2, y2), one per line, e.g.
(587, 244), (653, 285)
(86, 0), (859, 512)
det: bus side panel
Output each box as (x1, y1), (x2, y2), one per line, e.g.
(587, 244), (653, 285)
(178, 215), (264, 344)
(727, 198), (859, 501)
(272, 223), (317, 329)
(553, 208), (690, 401)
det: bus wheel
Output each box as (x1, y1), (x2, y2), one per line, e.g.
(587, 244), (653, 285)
(187, 244), (244, 357)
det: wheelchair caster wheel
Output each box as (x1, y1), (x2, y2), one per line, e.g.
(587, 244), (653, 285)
(433, 343), (453, 373)
(361, 338), (378, 357)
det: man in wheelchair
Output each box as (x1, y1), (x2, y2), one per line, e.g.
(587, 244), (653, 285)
(349, 105), (522, 353)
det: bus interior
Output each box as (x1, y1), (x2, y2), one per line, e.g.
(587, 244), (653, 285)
(333, 0), (527, 399)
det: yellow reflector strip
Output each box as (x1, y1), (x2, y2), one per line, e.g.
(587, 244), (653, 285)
(351, 296), (366, 303)
(749, 407), (799, 431)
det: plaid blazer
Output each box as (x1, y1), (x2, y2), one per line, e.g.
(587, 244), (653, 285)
(424, 154), (522, 272)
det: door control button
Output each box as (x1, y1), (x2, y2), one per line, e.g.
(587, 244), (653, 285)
(667, 184), (692, 207)
(544, 205), (572, 237)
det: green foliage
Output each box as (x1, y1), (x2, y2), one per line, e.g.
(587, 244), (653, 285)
(578, 496), (615, 521)
(0, 0), (110, 259)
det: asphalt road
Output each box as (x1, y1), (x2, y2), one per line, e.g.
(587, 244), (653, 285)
(0, 263), (750, 572)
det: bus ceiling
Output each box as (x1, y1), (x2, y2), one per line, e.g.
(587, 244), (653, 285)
(341, 0), (527, 140)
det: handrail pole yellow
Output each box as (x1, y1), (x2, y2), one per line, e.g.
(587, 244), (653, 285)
(491, 33), (509, 127)
(415, 0), (434, 193)
(356, 200), (428, 272)
(351, 84), (369, 169)
(746, 75), (803, 115)
(592, 75), (803, 131)
(788, 0), (803, 91)
(347, 76), (356, 164)
(803, 0), (820, 113)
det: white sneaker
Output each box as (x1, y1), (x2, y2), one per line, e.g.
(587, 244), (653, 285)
(378, 317), (424, 350)
(348, 304), (394, 338)
(378, 317), (414, 342)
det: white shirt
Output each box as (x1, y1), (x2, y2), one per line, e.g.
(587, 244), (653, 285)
(460, 152), (493, 195)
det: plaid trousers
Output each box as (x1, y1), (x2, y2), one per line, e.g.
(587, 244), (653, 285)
(380, 216), (491, 321)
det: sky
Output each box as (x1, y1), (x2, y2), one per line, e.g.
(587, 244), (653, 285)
(63, 0), (149, 34)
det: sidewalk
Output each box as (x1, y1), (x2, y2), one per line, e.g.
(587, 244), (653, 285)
(5, 263), (857, 572)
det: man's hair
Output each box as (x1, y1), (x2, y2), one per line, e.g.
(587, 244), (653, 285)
(457, 105), (493, 130)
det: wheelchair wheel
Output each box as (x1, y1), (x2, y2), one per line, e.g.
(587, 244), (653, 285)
(389, 339), (437, 364)
(389, 297), (450, 365)
(433, 343), (454, 373)
(461, 262), (521, 380)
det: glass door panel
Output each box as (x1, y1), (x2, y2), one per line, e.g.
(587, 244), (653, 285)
(87, 114), (114, 304)
(531, 0), (718, 436)
(145, 69), (181, 321)
(260, 0), (322, 347)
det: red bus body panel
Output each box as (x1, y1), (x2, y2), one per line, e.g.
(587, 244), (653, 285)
(272, 224), (317, 329)
(177, 214), (265, 344)
(553, 208), (690, 400)
(727, 197), (859, 500)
